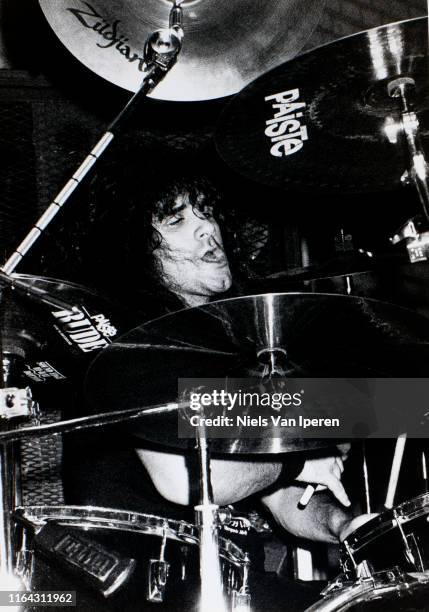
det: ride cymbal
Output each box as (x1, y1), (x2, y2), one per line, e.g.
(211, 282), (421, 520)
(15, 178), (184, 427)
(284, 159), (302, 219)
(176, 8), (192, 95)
(1, 274), (131, 387)
(38, 0), (325, 101)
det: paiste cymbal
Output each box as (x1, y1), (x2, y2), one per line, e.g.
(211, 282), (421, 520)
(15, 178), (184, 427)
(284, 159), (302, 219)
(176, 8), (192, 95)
(85, 292), (429, 454)
(0, 274), (133, 438)
(2, 274), (131, 387)
(38, 0), (326, 102)
(216, 16), (429, 192)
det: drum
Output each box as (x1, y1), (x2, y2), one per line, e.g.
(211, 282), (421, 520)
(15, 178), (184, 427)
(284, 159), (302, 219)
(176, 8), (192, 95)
(13, 505), (248, 611)
(306, 569), (429, 611)
(341, 494), (429, 578)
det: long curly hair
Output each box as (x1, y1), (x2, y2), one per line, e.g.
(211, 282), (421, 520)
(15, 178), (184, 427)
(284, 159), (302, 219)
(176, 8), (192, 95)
(85, 156), (248, 316)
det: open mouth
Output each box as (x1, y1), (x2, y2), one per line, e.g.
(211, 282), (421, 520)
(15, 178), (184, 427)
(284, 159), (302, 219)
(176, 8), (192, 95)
(201, 249), (227, 264)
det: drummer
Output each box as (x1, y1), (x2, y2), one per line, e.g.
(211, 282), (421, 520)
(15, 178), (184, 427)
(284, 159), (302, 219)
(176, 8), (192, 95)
(65, 164), (371, 609)
(125, 169), (363, 541)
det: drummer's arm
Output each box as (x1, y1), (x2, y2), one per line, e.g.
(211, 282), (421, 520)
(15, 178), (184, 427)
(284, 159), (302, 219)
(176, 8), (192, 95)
(261, 485), (353, 543)
(136, 448), (283, 506)
(136, 447), (350, 509)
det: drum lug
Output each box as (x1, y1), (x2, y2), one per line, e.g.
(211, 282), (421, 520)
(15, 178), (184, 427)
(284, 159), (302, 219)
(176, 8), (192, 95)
(405, 533), (424, 572)
(356, 560), (373, 579)
(232, 589), (251, 612)
(393, 509), (420, 570)
(147, 559), (170, 603)
(180, 544), (189, 581)
(342, 540), (358, 575)
(232, 553), (251, 612)
(147, 524), (170, 603)
(15, 548), (34, 591)
(14, 523), (34, 590)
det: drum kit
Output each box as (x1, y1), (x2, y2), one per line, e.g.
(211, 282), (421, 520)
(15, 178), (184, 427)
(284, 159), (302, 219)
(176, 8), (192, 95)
(2, 1), (429, 610)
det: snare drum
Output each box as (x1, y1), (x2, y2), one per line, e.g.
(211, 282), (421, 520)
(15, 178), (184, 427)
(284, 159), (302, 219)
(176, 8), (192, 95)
(13, 505), (248, 611)
(341, 494), (429, 578)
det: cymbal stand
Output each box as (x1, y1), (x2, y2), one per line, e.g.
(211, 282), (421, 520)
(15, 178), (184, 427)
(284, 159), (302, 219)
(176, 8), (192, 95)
(194, 411), (252, 612)
(194, 418), (228, 612)
(1, 0), (184, 276)
(0, 291), (38, 587)
(384, 77), (429, 263)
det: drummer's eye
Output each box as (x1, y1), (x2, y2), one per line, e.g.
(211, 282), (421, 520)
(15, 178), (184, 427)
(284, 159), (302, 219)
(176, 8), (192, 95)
(166, 214), (184, 227)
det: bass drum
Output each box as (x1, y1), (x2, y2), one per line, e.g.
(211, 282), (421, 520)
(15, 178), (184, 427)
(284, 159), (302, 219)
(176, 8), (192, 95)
(14, 505), (248, 612)
(306, 570), (429, 611)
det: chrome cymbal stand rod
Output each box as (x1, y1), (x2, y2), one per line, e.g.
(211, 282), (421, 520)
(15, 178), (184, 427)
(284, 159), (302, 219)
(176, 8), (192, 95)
(0, 439), (20, 578)
(362, 441), (371, 514)
(1, 1), (184, 276)
(194, 418), (227, 612)
(0, 324), (25, 588)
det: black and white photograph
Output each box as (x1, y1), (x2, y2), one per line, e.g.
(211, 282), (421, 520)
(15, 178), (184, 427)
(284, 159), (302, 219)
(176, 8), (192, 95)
(1, 1), (429, 610)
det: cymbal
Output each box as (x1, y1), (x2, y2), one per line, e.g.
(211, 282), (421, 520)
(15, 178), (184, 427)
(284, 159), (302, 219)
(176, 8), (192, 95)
(38, 0), (326, 102)
(252, 251), (413, 287)
(216, 16), (429, 192)
(260, 252), (381, 283)
(85, 292), (429, 454)
(2, 274), (131, 388)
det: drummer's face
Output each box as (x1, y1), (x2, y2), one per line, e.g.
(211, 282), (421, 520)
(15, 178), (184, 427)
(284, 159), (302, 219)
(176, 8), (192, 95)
(152, 193), (232, 307)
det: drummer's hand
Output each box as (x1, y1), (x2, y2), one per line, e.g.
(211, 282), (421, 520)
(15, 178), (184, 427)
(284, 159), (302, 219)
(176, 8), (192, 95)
(296, 455), (351, 507)
(339, 513), (379, 541)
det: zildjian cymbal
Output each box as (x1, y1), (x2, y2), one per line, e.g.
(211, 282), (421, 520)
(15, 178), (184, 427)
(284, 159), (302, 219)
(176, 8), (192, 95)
(84, 292), (429, 453)
(38, 0), (326, 101)
(216, 16), (429, 192)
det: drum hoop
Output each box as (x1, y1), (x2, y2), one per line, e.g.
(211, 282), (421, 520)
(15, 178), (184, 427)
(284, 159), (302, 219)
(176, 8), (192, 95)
(307, 572), (429, 611)
(396, 492), (429, 518)
(14, 505), (247, 568)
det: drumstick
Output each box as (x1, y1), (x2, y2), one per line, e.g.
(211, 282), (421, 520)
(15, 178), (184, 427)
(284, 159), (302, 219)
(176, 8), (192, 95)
(384, 433), (407, 509)
(299, 484), (326, 507)
(422, 451), (428, 493)
(362, 441), (371, 514)
(298, 484), (316, 507)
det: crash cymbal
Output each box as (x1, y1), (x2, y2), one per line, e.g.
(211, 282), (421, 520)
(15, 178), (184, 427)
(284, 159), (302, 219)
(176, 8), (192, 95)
(38, 0), (325, 102)
(85, 292), (429, 453)
(216, 16), (429, 192)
